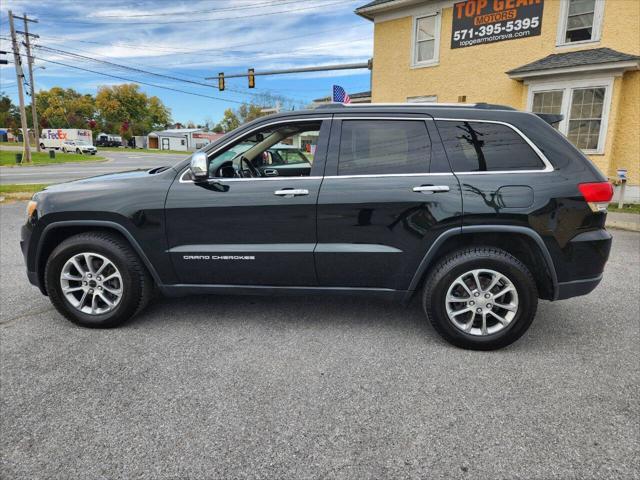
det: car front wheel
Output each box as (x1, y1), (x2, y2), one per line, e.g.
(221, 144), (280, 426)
(45, 232), (153, 328)
(76, 148), (82, 154)
(423, 247), (537, 350)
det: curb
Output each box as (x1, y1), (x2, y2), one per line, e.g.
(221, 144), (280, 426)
(607, 219), (640, 232)
(606, 211), (640, 232)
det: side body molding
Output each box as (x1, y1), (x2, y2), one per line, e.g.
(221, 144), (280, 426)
(404, 225), (559, 304)
(37, 220), (163, 285)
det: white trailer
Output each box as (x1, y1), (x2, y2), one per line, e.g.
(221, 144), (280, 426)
(40, 129), (93, 150)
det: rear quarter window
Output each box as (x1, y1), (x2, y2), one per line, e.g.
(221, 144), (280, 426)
(436, 121), (545, 172)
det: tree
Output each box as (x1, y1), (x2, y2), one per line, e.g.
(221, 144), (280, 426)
(214, 103), (269, 132)
(216, 108), (240, 133)
(35, 87), (96, 129)
(0, 93), (20, 131)
(213, 91), (301, 133)
(237, 103), (265, 124)
(96, 84), (170, 139)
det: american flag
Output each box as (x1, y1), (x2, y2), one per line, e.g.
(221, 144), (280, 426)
(332, 85), (351, 104)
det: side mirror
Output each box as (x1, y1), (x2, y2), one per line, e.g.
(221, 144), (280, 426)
(189, 152), (208, 182)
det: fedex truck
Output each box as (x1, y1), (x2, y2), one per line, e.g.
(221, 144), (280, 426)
(39, 129), (93, 150)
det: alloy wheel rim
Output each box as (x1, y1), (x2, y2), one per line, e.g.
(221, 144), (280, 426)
(445, 269), (519, 336)
(60, 252), (123, 315)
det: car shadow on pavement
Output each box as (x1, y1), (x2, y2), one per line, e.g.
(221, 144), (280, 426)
(129, 293), (438, 335)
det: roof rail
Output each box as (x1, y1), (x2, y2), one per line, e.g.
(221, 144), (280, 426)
(315, 102), (515, 110)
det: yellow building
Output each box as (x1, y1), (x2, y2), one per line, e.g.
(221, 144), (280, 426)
(356, 0), (640, 200)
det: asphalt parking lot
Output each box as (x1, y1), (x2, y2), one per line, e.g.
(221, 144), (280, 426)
(1, 201), (638, 479)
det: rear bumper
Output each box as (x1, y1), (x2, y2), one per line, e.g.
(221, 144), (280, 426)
(556, 274), (603, 300)
(553, 228), (611, 300)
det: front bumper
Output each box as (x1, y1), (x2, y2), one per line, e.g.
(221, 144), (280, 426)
(21, 222), (44, 293)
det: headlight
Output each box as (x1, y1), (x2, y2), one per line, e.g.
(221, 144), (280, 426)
(26, 200), (38, 220)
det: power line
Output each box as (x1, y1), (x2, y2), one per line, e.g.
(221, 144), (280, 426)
(32, 45), (310, 104)
(33, 55), (248, 105)
(36, 45), (216, 89)
(38, 0), (356, 25)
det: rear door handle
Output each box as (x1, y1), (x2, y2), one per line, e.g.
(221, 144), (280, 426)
(412, 185), (450, 194)
(274, 188), (309, 197)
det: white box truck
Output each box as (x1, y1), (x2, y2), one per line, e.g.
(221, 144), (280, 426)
(39, 129), (93, 150)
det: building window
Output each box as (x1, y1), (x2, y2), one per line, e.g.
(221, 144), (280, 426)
(531, 90), (563, 129)
(567, 87), (605, 150)
(528, 79), (612, 153)
(558, 0), (605, 45)
(412, 13), (440, 66)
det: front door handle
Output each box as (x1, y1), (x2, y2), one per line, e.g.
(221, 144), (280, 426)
(263, 168), (279, 177)
(412, 185), (450, 194)
(274, 188), (309, 198)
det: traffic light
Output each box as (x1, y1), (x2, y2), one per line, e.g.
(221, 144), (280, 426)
(248, 68), (255, 88)
(218, 72), (225, 91)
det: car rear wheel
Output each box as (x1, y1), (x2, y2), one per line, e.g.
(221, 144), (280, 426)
(45, 232), (154, 328)
(39, 143), (45, 149)
(423, 247), (537, 350)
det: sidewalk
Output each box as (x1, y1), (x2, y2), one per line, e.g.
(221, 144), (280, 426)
(607, 212), (640, 232)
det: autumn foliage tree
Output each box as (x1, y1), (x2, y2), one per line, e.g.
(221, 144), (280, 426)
(29, 84), (171, 140)
(95, 84), (170, 139)
(35, 87), (96, 130)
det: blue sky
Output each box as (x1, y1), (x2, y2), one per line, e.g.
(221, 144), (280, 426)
(0, 0), (372, 125)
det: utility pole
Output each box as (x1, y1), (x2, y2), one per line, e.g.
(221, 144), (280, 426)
(20, 13), (40, 152)
(8, 10), (31, 163)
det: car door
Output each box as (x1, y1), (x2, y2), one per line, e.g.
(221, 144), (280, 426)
(164, 116), (331, 286)
(315, 116), (463, 290)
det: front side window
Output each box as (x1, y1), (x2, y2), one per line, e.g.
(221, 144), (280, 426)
(436, 121), (545, 172)
(207, 121), (321, 178)
(414, 14), (439, 65)
(560, 0), (604, 44)
(567, 87), (605, 150)
(338, 120), (431, 175)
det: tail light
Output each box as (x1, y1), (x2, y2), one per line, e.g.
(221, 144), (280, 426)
(579, 182), (613, 212)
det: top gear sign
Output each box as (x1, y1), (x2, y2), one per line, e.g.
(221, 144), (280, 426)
(451, 0), (544, 49)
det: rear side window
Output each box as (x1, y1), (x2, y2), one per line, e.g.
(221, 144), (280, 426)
(338, 120), (431, 175)
(436, 121), (545, 172)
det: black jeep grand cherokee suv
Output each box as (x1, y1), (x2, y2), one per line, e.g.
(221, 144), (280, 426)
(21, 104), (614, 350)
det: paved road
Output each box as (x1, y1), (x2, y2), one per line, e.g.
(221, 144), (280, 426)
(1, 201), (638, 479)
(0, 150), (188, 185)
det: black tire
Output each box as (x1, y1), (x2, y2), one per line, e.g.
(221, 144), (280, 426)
(76, 148), (82, 155)
(39, 143), (45, 149)
(44, 231), (154, 328)
(422, 247), (538, 350)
